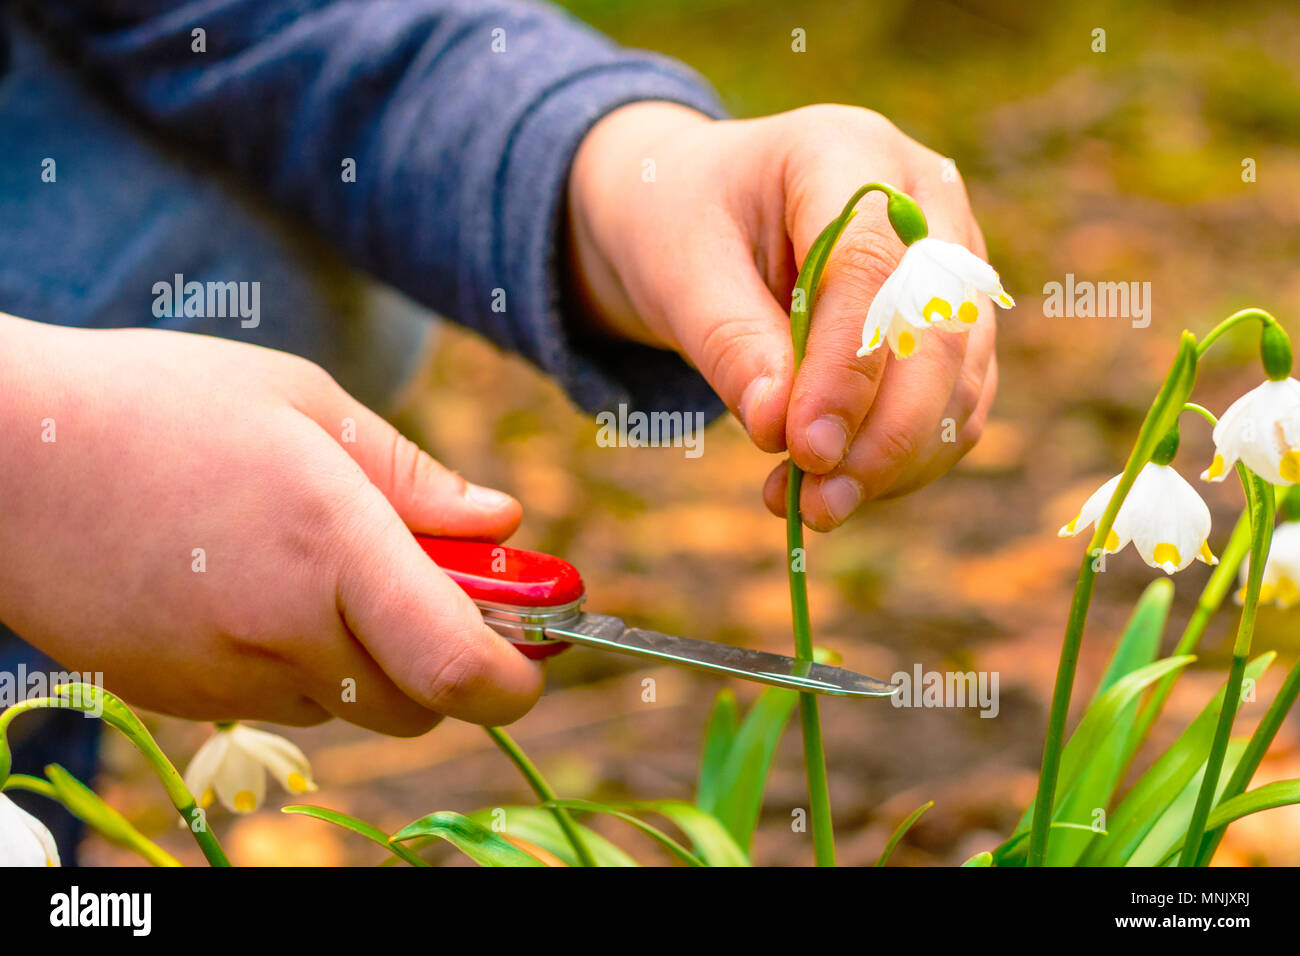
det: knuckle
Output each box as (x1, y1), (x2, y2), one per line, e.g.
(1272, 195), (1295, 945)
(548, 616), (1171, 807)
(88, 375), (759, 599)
(386, 431), (449, 506)
(876, 427), (919, 471)
(698, 317), (768, 397)
(416, 630), (491, 715)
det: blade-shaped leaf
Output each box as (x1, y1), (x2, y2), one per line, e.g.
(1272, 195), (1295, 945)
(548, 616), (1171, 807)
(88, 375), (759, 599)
(1155, 776), (1300, 866)
(545, 799), (705, 866)
(1128, 740), (1246, 867)
(391, 811), (546, 867)
(1001, 656), (1194, 864)
(876, 801), (934, 867)
(1091, 578), (1172, 703)
(285, 805), (430, 867)
(962, 851), (993, 867)
(42, 764), (181, 867)
(1083, 652), (1275, 866)
(708, 686), (798, 850)
(618, 800), (749, 866)
(466, 806), (638, 867)
(696, 689), (740, 812)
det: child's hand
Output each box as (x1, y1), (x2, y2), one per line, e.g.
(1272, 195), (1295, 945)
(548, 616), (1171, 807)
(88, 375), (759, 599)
(0, 315), (541, 733)
(568, 103), (997, 530)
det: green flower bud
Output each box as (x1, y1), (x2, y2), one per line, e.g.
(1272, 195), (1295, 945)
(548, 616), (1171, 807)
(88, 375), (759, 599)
(1261, 322), (1293, 382)
(1151, 423), (1180, 466)
(886, 191), (928, 245)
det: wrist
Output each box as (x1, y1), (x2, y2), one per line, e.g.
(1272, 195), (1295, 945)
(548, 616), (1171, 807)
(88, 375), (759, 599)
(564, 101), (712, 348)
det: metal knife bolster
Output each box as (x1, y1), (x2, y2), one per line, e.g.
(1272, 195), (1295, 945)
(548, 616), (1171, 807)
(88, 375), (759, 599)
(475, 597), (583, 645)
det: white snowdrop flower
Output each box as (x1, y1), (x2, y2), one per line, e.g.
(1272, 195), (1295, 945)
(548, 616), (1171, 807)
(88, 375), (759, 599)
(183, 723), (317, 814)
(1238, 521), (1300, 609)
(857, 238), (1014, 360)
(0, 793), (60, 866)
(1202, 378), (1300, 485)
(1059, 463), (1217, 574)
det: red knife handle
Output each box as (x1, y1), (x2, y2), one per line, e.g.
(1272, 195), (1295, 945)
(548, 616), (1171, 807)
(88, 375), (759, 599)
(413, 535), (584, 660)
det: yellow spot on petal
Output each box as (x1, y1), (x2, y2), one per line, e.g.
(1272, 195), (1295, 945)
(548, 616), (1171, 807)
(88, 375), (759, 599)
(923, 297), (952, 323)
(1281, 449), (1300, 483)
(1064, 514), (1080, 534)
(897, 330), (915, 358)
(1152, 542), (1181, 570)
(1198, 541), (1218, 565)
(868, 328), (881, 348)
(1205, 454), (1225, 481)
(287, 772), (310, 794)
(957, 301), (979, 324)
(233, 790), (257, 813)
(1105, 529), (1119, 552)
(199, 788), (215, 809)
(1278, 577), (1300, 607)
(996, 291), (1015, 308)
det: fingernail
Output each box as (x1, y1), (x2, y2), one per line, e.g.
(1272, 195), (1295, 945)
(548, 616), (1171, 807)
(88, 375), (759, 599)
(806, 416), (848, 466)
(739, 375), (773, 433)
(466, 484), (514, 509)
(820, 476), (862, 525)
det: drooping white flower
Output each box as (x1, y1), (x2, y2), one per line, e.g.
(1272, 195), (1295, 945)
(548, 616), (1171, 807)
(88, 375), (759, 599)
(1238, 521), (1300, 608)
(1059, 462), (1218, 574)
(1202, 378), (1300, 485)
(184, 723), (317, 814)
(0, 793), (60, 866)
(857, 237), (1014, 360)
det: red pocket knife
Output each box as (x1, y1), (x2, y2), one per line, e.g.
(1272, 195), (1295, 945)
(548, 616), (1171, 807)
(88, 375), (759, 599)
(416, 535), (896, 698)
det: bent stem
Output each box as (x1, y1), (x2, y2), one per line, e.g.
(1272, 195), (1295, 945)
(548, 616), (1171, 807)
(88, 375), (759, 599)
(1026, 334), (1198, 866)
(0, 691), (229, 867)
(1179, 471), (1274, 866)
(484, 726), (597, 867)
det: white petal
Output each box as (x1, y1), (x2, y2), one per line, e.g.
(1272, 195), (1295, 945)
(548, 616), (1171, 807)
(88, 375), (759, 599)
(183, 728), (233, 806)
(231, 725), (317, 794)
(1123, 465), (1211, 574)
(212, 739), (267, 814)
(0, 794), (60, 866)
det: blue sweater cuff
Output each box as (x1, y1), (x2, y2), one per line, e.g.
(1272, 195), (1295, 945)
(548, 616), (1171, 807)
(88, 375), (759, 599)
(470, 58), (728, 422)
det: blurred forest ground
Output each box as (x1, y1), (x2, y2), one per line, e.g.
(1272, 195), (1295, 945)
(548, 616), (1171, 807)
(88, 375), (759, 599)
(89, 0), (1300, 865)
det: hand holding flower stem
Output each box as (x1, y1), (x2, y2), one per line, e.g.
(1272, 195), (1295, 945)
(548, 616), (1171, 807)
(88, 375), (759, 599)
(789, 183), (1012, 866)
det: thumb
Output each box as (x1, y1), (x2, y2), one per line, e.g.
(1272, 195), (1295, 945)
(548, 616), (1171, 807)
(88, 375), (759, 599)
(334, 488), (543, 725)
(303, 379), (521, 541)
(669, 229), (795, 452)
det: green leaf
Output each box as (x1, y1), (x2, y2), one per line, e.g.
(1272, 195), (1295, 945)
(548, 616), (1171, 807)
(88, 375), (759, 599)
(962, 851), (993, 867)
(391, 811), (547, 867)
(284, 805), (430, 867)
(875, 801), (934, 867)
(696, 689), (740, 812)
(1084, 653), (1275, 866)
(707, 686), (799, 850)
(42, 764), (181, 867)
(618, 800), (750, 867)
(1003, 656), (1194, 865)
(1155, 775), (1300, 866)
(1129, 740), (1246, 867)
(1091, 579), (1172, 704)
(545, 799), (706, 866)
(466, 806), (638, 867)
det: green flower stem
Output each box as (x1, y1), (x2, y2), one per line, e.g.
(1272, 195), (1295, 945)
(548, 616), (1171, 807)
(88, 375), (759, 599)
(1128, 508), (1252, 756)
(1027, 333), (1198, 867)
(785, 463), (835, 867)
(1195, 308), (1282, 358)
(484, 726), (597, 867)
(2, 773), (58, 800)
(1196, 644), (1300, 864)
(1179, 471), (1274, 865)
(0, 695), (229, 867)
(782, 184), (901, 868)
